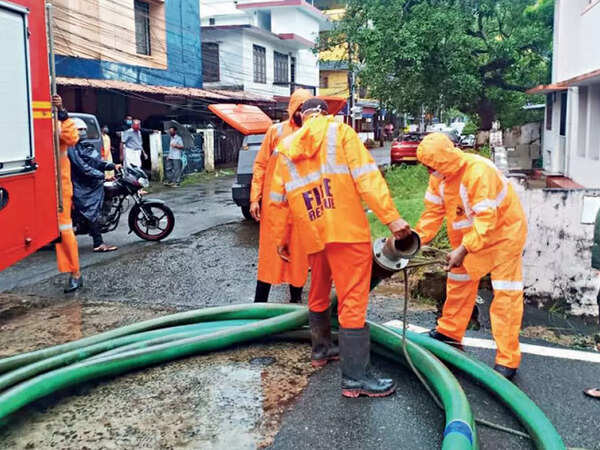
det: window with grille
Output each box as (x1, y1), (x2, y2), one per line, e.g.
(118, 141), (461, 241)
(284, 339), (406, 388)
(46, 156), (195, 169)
(202, 43), (219, 82)
(253, 45), (266, 84)
(274, 51), (288, 84)
(134, 0), (151, 56)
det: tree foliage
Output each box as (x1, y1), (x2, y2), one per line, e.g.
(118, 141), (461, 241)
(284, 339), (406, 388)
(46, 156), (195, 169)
(319, 0), (554, 129)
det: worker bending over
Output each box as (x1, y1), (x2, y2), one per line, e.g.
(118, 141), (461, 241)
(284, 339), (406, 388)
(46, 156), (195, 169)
(249, 89), (312, 303)
(271, 98), (410, 397)
(415, 133), (527, 380)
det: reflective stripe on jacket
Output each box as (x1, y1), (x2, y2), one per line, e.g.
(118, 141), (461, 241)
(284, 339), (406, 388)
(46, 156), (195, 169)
(270, 115), (400, 255)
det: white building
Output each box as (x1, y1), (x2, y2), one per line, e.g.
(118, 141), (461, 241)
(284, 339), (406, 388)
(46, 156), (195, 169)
(529, 0), (600, 188)
(200, 0), (329, 101)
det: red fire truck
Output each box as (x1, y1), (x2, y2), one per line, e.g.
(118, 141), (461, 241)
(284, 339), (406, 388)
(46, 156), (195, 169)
(0, 0), (60, 271)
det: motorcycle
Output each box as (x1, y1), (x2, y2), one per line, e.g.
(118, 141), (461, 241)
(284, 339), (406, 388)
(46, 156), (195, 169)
(74, 166), (175, 242)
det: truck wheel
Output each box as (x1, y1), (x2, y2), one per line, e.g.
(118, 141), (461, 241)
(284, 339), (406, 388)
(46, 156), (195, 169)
(241, 206), (253, 221)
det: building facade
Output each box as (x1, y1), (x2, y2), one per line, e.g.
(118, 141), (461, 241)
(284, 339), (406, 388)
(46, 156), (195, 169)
(53, 0), (202, 87)
(530, 0), (600, 188)
(200, 0), (328, 103)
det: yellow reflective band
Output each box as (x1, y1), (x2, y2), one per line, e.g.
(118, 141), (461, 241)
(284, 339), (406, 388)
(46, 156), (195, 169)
(32, 101), (52, 109)
(33, 110), (52, 119)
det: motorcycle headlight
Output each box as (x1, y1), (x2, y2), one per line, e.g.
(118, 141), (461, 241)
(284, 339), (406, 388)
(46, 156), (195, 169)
(138, 177), (149, 188)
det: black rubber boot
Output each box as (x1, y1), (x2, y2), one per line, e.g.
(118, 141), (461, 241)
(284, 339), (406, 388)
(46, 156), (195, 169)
(64, 275), (83, 293)
(289, 285), (303, 304)
(339, 325), (396, 398)
(309, 308), (339, 367)
(254, 280), (271, 303)
(428, 329), (464, 351)
(494, 364), (517, 381)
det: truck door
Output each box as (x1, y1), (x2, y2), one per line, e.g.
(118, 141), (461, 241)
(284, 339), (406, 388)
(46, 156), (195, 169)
(0, 1), (59, 271)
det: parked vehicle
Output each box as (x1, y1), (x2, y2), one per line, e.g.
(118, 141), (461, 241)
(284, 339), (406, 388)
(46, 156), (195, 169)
(458, 134), (476, 149)
(209, 99), (347, 220)
(231, 134), (266, 220)
(391, 133), (422, 164)
(74, 166), (175, 241)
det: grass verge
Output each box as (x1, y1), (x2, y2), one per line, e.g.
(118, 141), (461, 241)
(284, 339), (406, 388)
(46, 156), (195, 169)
(369, 164), (450, 249)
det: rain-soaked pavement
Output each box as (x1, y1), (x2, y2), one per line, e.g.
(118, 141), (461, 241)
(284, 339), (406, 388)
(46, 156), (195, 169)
(1, 173), (599, 449)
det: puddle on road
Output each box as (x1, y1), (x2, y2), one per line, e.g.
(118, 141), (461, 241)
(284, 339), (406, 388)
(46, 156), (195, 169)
(0, 294), (318, 449)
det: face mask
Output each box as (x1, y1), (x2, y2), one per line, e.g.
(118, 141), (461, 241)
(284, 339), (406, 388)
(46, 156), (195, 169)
(132, 123), (140, 131)
(125, 120), (133, 126)
(431, 170), (443, 179)
(78, 129), (88, 140)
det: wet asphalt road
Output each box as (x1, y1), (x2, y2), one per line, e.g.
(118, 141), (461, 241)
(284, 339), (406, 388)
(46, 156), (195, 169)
(3, 168), (600, 450)
(0, 175), (242, 293)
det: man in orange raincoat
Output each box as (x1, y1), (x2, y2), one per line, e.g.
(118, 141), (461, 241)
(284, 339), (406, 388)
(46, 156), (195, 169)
(52, 95), (82, 293)
(415, 133), (527, 380)
(249, 89), (312, 303)
(270, 98), (411, 397)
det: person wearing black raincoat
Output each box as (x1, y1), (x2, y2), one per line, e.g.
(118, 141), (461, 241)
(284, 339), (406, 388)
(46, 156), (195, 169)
(68, 117), (120, 252)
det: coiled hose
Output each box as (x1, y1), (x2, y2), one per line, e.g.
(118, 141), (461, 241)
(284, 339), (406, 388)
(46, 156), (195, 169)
(0, 303), (564, 449)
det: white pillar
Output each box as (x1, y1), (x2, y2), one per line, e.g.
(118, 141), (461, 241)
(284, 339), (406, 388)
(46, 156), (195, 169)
(200, 128), (215, 172)
(149, 132), (164, 181)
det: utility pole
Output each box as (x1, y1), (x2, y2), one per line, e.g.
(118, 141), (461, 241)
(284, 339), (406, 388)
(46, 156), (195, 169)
(347, 41), (356, 130)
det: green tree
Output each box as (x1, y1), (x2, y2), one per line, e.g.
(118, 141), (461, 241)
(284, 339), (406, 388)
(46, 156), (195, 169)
(319, 0), (553, 130)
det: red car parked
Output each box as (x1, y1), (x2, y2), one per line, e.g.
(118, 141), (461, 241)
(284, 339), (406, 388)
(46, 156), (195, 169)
(390, 133), (422, 164)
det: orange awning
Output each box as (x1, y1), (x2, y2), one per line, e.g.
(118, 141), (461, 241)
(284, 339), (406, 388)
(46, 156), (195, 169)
(317, 96), (347, 116)
(208, 104), (273, 135)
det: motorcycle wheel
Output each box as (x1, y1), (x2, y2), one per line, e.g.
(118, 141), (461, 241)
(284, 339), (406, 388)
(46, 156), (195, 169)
(128, 202), (175, 241)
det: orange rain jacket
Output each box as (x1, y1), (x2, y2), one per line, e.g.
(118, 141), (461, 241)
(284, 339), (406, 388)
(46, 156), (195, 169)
(270, 115), (401, 255)
(415, 133), (527, 279)
(55, 118), (80, 273)
(250, 89), (312, 286)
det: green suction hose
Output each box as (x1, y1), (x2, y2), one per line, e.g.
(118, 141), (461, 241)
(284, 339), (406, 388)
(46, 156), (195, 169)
(0, 309), (306, 421)
(0, 303), (301, 374)
(390, 327), (566, 450)
(0, 321), (256, 392)
(369, 322), (478, 450)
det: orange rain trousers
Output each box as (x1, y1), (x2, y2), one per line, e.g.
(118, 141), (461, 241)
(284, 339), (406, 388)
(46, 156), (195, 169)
(308, 242), (372, 329)
(439, 257), (524, 369)
(55, 118), (80, 274)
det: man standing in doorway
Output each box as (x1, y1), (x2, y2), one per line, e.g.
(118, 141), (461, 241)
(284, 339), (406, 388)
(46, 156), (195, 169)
(249, 88), (312, 304)
(164, 126), (185, 187)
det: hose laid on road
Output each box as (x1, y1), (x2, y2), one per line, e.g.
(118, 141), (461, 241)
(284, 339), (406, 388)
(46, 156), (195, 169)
(0, 303), (564, 450)
(0, 305), (475, 449)
(0, 303), (301, 374)
(389, 326), (566, 450)
(0, 320), (256, 392)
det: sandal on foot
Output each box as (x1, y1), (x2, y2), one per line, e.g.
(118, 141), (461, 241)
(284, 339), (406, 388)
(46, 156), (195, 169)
(93, 244), (118, 252)
(583, 388), (600, 399)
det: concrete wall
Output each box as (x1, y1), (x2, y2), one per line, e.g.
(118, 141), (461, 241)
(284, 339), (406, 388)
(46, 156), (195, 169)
(553, 0), (600, 83)
(518, 187), (600, 316)
(55, 0), (203, 88)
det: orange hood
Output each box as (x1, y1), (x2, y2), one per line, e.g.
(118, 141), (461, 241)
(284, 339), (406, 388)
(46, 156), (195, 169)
(417, 133), (465, 177)
(287, 89), (312, 124)
(283, 114), (333, 162)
